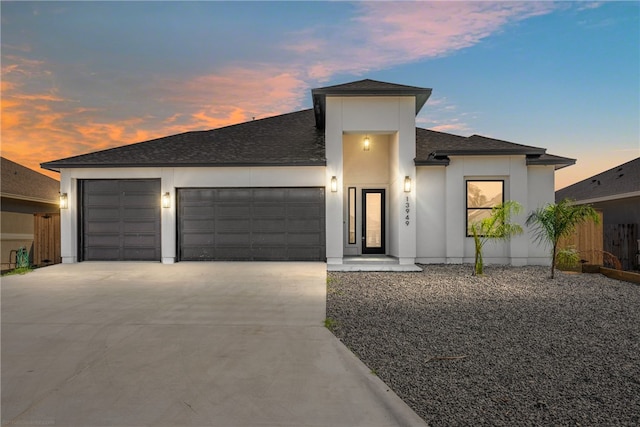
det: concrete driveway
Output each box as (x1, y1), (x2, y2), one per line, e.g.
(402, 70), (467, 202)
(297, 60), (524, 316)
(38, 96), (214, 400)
(1, 262), (426, 427)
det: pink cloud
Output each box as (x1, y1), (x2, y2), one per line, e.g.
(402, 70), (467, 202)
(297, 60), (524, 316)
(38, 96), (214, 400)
(286, 1), (560, 79)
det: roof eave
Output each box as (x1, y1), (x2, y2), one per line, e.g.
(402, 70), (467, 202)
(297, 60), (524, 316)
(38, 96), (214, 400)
(526, 156), (576, 170)
(433, 149), (546, 156)
(41, 160), (328, 170)
(560, 190), (640, 205)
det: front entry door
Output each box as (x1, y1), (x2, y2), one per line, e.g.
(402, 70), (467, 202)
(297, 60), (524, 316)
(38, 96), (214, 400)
(362, 189), (385, 254)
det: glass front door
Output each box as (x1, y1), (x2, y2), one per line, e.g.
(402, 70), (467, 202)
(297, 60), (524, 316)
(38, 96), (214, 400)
(362, 189), (385, 254)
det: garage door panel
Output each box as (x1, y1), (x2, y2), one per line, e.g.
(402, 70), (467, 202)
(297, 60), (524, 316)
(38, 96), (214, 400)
(87, 180), (120, 191)
(82, 179), (160, 261)
(253, 205), (286, 217)
(122, 207), (158, 220)
(217, 247), (254, 260)
(181, 232), (215, 246)
(286, 188), (324, 201)
(252, 248), (287, 260)
(85, 194), (120, 206)
(287, 206), (324, 217)
(288, 233), (323, 245)
(253, 219), (286, 231)
(85, 234), (121, 246)
(84, 220), (120, 232)
(216, 218), (251, 231)
(287, 218), (323, 231)
(218, 189), (252, 201)
(122, 221), (158, 233)
(216, 205), (251, 217)
(215, 233), (251, 245)
(123, 233), (158, 246)
(122, 195), (159, 208)
(178, 188), (325, 261)
(85, 207), (120, 220)
(252, 233), (287, 245)
(181, 218), (216, 231)
(253, 188), (286, 201)
(123, 248), (158, 259)
(182, 206), (215, 217)
(85, 247), (121, 260)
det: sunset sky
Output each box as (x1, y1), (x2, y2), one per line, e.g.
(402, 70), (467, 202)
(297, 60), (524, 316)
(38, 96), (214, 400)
(1, 1), (638, 190)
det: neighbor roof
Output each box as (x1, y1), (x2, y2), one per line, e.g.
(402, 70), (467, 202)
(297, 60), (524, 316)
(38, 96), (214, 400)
(555, 157), (640, 203)
(415, 128), (575, 169)
(42, 109), (325, 171)
(311, 79), (432, 129)
(1, 157), (59, 203)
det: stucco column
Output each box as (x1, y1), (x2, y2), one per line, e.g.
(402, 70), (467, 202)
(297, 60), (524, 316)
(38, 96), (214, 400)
(60, 171), (78, 263)
(161, 168), (176, 264)
(509, 156), (529, 266)
(393, 98), (417, 264)
(325, 98), (344, 264)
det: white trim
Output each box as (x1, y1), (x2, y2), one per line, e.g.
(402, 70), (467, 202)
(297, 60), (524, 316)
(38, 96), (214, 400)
(569, 191), (640, 205)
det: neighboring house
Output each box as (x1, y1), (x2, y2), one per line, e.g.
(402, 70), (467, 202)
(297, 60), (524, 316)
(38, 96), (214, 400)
(555, 157), (640, 225)
(556, 157), (640, 270)
(42, 79), (575, 270)
(1, 157), (60, 271)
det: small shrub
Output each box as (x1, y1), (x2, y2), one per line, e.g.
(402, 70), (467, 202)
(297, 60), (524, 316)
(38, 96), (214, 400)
(324, 317), (338, 331)
(1, 267), (33, 276)
(556, 247), (580, 271)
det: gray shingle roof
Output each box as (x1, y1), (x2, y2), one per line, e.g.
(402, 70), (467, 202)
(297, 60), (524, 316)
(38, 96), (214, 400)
(41, 79), (574, 173)
(556, 157), (640, 202)
(311, 79), (432, 128)
(1, 157), (60, 203)
(42, 109), (325, 171)
(415, 128), (575, 169)
(42, 109), (575, 171)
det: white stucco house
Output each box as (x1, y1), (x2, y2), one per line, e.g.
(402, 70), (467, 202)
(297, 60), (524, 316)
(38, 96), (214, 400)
(42, 79), (575, 270)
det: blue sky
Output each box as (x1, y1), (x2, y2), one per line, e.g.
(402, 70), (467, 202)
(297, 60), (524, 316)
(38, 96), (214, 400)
(2, 1), (638, 189)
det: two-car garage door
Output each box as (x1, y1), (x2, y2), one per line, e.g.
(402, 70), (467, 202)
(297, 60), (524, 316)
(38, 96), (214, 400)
(178, 188), (325, 261)
(80, 180), (325, 261)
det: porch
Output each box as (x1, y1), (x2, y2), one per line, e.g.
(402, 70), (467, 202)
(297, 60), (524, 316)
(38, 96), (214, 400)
(327, 255), (422, 272)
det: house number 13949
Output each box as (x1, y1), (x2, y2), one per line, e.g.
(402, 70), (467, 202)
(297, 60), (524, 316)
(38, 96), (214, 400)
(405, 196), (410, 226)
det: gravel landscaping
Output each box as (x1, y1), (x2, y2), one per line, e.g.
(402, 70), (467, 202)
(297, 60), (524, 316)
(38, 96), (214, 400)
(326, 265), (640, 426)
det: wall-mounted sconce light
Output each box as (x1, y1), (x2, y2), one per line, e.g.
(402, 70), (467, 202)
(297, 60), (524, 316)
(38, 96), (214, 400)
(162, 192), (171, 208)
(330, 176), (338, 192)
(363, 136), (370, 151)
(404, 176), (412, 193)
(59, 193), (68, 209)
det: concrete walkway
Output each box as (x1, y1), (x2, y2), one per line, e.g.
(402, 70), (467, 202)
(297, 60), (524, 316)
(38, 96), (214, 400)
(1, 262), (426, 427)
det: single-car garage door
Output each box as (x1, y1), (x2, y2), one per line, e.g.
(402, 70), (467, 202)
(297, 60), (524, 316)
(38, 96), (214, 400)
(80, 179), (161, 261)
(178, 188), (325, 261)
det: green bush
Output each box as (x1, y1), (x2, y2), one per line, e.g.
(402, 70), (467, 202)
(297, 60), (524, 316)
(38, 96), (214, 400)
(556, 247), (581, 271)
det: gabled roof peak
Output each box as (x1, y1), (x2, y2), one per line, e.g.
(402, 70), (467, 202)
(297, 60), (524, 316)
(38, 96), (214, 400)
(311, 78), (432, 129)
(313, 78), (431, 93)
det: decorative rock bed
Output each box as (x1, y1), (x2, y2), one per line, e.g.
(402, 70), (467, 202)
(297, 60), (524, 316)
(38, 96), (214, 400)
(326, 265), (640, 426)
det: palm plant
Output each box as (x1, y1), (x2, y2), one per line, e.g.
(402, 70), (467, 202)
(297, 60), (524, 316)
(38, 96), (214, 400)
(526, 198), (600, 279)
(469, 201), (523, 276)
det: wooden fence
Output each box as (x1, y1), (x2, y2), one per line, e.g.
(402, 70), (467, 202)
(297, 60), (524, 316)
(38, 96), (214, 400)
(604, 224), (638, 271)
(33, 213), (61, 267)
(558, 211), (604, 265)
